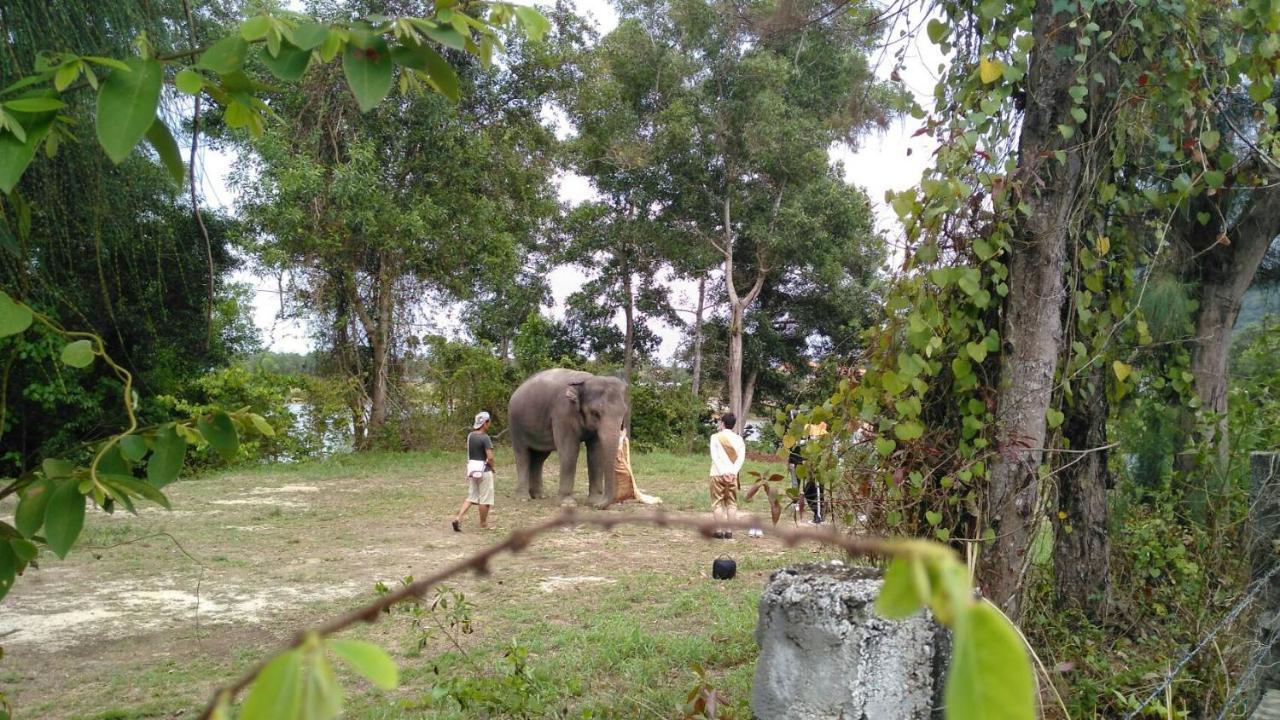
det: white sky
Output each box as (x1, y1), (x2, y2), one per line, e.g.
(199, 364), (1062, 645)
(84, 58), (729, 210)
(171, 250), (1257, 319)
(208, 0), (942, 359)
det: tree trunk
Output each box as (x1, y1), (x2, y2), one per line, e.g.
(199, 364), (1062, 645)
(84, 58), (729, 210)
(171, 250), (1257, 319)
(691, 274), (706, 397)
(740, 367), (758, 434)
(1185, 185), (1280, 466)
(979, 0), (1103, 619)
(1052, 363), (1111, 619)
(721, 194), (765, 425)
(623, 265), (635, 383)
(350, 253), (396, 448)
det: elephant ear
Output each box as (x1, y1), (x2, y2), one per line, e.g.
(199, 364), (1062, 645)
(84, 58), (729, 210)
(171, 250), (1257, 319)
(565, 382), (584, 403)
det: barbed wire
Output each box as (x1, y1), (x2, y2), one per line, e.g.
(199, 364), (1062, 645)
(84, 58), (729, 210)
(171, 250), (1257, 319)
(1123, 560), (1280, 720)
(195, 509), (893, 720)
(1214, 629), (1280, 720)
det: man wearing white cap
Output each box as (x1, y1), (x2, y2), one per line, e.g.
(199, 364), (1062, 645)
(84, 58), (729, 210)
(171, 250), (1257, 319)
(452, 411), (495, 531)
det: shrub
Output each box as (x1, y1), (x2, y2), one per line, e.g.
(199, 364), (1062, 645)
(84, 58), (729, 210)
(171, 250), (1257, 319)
(629, 372), (706, 453)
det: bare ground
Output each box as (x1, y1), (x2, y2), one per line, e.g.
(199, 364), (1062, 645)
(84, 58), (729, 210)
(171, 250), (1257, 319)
(0, 450), (822, 719)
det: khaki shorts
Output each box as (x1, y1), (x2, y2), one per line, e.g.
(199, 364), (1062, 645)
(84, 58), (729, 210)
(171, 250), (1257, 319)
(709, 474), (738, 511)
(467, 471), (495, 506)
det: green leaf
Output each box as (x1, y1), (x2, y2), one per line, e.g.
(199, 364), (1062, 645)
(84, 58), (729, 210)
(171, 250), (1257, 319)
(241, 649), (304, 720)
(119, 434), (148, 462)
(4, 97), (64, 113)
(60, 339), (95, 368)
(1070, 107), (1087, 123)
(95, 57), (163, 164)
(0, 540), (14, 601)
(0, 290), (33, 336)
(422, 24), (467, 51)
(513, 6), (551, 42)
(198, 35), (250, 75)
(146, 425), (186, 488)
(944, 601), (1036, 720)
(1057, 123), (1075, 140)
(198, 410), (240, 457)
(1046, 408), (1064, 429)
(1200, 129), (1220, 151)
(248, 413), (276, 437)
(925, 510), (943, 526)
(874, 437), (896, 457)
(894, 421), (924, 441)
(44, 479), (86, 559)
(100, 474), (171, 510)
(876, 556), (925, 619)
(965, 342), (988, 363)
(926, 18), (948, 44)
(391, 43), (459, 102)
(262, 41), (312, 82)
(145, 118), (184, 186)
(342, 41), (394, 113)
(328, 639), (399, 690)
(10, 537), (38, 562)
(292, 23), (331, 51)
(175, 68), (204, 95)
(15, 478), (53, 537)
(0, 107), (56, 194)
(241, 15), (273, 41)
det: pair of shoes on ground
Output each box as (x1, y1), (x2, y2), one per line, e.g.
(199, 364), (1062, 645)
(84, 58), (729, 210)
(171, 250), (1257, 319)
(712, 530), (734, 539)
(747, 528), (764, 538)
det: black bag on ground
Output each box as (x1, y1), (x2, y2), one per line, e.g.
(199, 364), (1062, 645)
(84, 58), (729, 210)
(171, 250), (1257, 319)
(712, 556), (736, 580)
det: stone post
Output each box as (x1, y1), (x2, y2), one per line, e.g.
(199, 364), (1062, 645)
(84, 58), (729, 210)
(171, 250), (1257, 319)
(1250, 452), (1280, 702)
(751, 562), (949, 720)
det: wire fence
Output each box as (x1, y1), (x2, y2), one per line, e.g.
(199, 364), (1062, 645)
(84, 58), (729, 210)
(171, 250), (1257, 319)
(1122, 561), (1280, 720)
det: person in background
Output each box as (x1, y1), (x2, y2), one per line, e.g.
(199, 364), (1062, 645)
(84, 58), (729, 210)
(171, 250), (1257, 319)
(708, 413), (746, 539)
(452, 411), (495, 532)
(801, 421), (828, 524)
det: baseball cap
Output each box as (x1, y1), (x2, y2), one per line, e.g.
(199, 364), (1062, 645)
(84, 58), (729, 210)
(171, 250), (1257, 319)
(473, 411), (491, 429)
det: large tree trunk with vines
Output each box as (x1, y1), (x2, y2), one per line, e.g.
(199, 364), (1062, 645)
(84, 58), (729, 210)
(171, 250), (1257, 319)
(1052, 363), (1111, 619)
(980, 0), (1104, 619)
(1182, 186), (1280, 468)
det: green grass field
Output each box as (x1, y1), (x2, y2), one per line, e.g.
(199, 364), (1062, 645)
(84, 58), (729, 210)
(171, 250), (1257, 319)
(0, 449), (836, 719)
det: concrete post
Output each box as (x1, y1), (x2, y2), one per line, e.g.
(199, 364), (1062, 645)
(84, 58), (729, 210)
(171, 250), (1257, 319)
(1250, 452), (1280, 703)
(750, 562), (949, 720)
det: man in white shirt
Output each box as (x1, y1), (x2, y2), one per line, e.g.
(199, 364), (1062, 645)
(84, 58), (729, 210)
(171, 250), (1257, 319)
(708, 413), (746, 539)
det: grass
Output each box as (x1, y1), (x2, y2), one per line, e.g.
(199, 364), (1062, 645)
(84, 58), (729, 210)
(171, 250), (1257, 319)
(0, 447), (835, 719)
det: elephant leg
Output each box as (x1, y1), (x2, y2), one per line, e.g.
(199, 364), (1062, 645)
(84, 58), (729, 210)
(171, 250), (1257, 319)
(557, 443), (579, 502)
(527, 450), (549, 499)
(513, 442), (532, 498)
(585, 437), (618, 509)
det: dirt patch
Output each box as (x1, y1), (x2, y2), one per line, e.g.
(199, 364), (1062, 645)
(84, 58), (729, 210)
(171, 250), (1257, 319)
(538, 575), (617, 593)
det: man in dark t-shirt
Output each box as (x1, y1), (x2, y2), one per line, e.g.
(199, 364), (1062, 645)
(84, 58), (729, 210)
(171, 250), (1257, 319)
(452, 411), (495, 532)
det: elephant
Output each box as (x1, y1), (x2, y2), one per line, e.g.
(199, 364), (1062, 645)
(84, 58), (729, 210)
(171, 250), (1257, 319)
(508, 368), (630, 508)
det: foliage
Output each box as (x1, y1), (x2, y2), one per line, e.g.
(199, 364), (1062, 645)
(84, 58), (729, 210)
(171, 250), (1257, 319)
(230, 2), (574, 448)
(161, 364), (352, 464)
(628, 370), (706, 453)
(1229, 318), (1280, 455)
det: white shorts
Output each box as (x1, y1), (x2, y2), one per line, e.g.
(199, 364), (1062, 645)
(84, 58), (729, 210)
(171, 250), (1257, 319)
(467, 471), (495, 506)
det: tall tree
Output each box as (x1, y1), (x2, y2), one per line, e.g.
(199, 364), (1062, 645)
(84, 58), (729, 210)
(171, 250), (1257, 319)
(236, 3), (573, 447)
(0, 0), (249, 473)
(584, 0), (899, 421)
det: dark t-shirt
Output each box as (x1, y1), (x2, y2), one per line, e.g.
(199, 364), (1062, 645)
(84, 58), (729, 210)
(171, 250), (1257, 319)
(468, 431), (493, 468)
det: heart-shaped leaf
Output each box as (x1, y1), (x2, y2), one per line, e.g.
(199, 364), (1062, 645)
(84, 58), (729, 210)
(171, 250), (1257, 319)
(0, 290), (33, 337)
(60, 339), (95, 368)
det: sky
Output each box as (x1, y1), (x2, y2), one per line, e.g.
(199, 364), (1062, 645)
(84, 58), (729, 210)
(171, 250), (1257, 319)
(207, 0), (943, 359)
